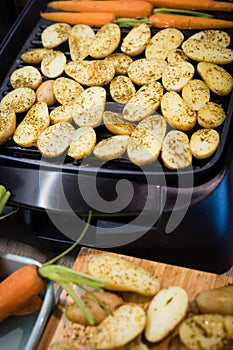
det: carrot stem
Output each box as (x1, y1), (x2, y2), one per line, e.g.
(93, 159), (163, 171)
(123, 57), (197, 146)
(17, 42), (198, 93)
(116, 16), (152, 27)
(153, 7), (213, 18)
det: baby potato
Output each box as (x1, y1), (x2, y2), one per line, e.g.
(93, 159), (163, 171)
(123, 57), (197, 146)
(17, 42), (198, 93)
(190, 128), (220, 159)
(104, 52), (133, 75)
(197, 101), (226, 129)
(0, 87), (36, 113)
(68, 126), (96, 159)
(69, 24), (95, 61)
(187, 30), (231, 48)
(21, 48), (53, 64)
(41, 22), (71, 48)
(36, 80), (56, 106)
(127, 58), (167, 86)
(103, 111), (136, 135)
(0, 107), (16, 145)
(162, 61), (195, 92)
(182, 79), (210, 111)
(10, 66), (42, 90)
(53, 77), (84, 105)
(167, 48), (188, 64)
(93, 135), (129, 161)
(110, 75), (136, 104)
(41, 50), (66, 78)
(137, 114), (167, 142)
(121, 23), (151, 56)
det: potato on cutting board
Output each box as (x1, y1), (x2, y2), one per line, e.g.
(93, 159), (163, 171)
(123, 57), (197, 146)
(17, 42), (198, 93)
(69, 24), (95, 61)
(121, 23), (151, 56)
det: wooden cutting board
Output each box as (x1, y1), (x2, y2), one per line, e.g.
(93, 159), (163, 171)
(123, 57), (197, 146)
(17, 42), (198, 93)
(37, 247), (233, 350)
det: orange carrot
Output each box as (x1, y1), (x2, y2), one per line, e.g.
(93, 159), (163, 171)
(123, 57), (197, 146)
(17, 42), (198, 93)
(0, 265), (46, 322)
(146, 0), (233, 12)
(149, 13), (233, 29)
(40, 11), (116, 25)
(13, 295), (43, 316)
(47, 1), (153, 17)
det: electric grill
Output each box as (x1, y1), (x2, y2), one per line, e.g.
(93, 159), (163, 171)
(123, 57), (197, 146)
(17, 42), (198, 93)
(0, 0), (233, 273)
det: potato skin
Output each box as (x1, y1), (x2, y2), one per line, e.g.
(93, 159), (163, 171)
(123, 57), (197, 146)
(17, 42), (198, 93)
(36, 80), (56, 106)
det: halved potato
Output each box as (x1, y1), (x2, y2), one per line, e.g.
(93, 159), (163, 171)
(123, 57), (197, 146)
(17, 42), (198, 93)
(136, 114), (167, 141)
(121, 23), (151, 56)
(161, 91), (196, 131)
(197, 101), (226, 128)
(72, 86), (106, 128)
(36, 80), (56, 106)
(0, 87), (36, 113)
(145, 28), (184, 60)
(104, 52), (133, 75)
(123, 81), (163, 122)
(190, 128), (220, 159)
(21, 48), (53, 64)
(10, 66), (42, 90)
(68, 126), (96, 159)
(167, 48), (188, 64)
(41, 50), (66, 78)
(69, 24), (95, 61)
(50, 104), (80, 124)
(89, 23), (121, 59)
(110, 75), (136, 104)
(103, 111), (135, 135)
(53, 77), (84, 105)
(37, 121), (75, 157)
(41, 22), (71, 49)
(187, 30), (231, 48)
(65, 60), (115, 86)
(161, 130), (192, 169)
(197, 62), (233, 96)
(127, 58), (167, 86)
(182, 79), (210, 111)
(0, 107), (16, 145)
(162, 61), (195, 92)
(182, 39), (233, 65)
(93, 135), (129, 161)
(13, 102), (49, 147)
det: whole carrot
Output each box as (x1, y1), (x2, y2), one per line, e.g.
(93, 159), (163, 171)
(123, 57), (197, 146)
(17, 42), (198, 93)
(146, 0), (233, 12)
(47, 1), (153, 17)
(149, 13), (233, 29)
(40, 11), (116, 26)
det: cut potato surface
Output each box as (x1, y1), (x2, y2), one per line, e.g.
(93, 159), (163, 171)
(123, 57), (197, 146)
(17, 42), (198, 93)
(197, 62), (233, 96)
(10, 66), (42, 90)
(167, 48), (188, 64)
(41, 22), (71, 49)
(197, 101), (226, 129)
(68, 126), (96, 159)
(123, 82), (163, 122)
(53, 77), (84, 105)
(104, 52), (133, 75)
(13, 102), (49, 147)
(0, 107), (16, 145)
(182, 79), (210, 111)
(145, 28), (184, 60)
(89, 23), (121, 59)
(145, 286), (189, 343)
(37, 122), (75, 157)
(0, 87), (36, 113)
(21, 48), (53, 64)
(41, 50), (66, 78)
(127, 58), (167, 86)
(69, 24), (95, 61)
(88, 254), (160, 296)
(162, 61), (195, 92)
(187, 30), (231, 48)
(50, 104), (80, 124)
(91, 304), (146, 350)
(110, 75), (136, 104)
(103, 111), (135, 135)
(136, 114), (167, 141)
(161, 130), (192, 169)
(93, 135), (129, 161)
(121, 23), (151, 56)
(161, 91), (196, 131)
(190, 128), (220, 159)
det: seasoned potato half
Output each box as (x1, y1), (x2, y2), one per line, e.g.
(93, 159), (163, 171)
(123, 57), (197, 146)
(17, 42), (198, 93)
(145, 286), (189, 343)
(88, 254), (160, 296)
(72, 86), (106, 128)
(136, 114), (167, 141)
(89, 23), (121, 59)
(161, 91), (196, 131)
(50, 104), (80, 124)
(53, 77), (84, 105)
(182, 39), (233, 65)
(0, 87), (36, 113)
(187, 29), (231, 48)
(21, 48), (53, 64)
(190, 128), (220, 159)
(13, 102), (50, 147)
(162, 61), (195, 92)
(41, 50), (66, 78)
(121, 23), (151, 56)
(41, 22), (71, 49)
(128, 58), (167, 86)
(68, 126), (96, 159)
(110, 75), (136, 104)
(0, 107), (16, 145)
(145, 28), (184, 60)
(69, 24), (95, 61)
(93, 135), (129, 161)
(103, 111), (135, 135)
(161, 130), (192, 170)
(10, 66), (42, 90)
(197, 62), (233, 96)
(65, 60), (115, 87)
(123, 81), (163, 122)
(91, 304), (146, 350)
(167, 48), (188, 64)
(37, 122), (75, 157)
(182, 79), (210, 111)
(197, 101), (226, 128)
(104, 52), (133, 75)
(36, 80), (56, 106)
